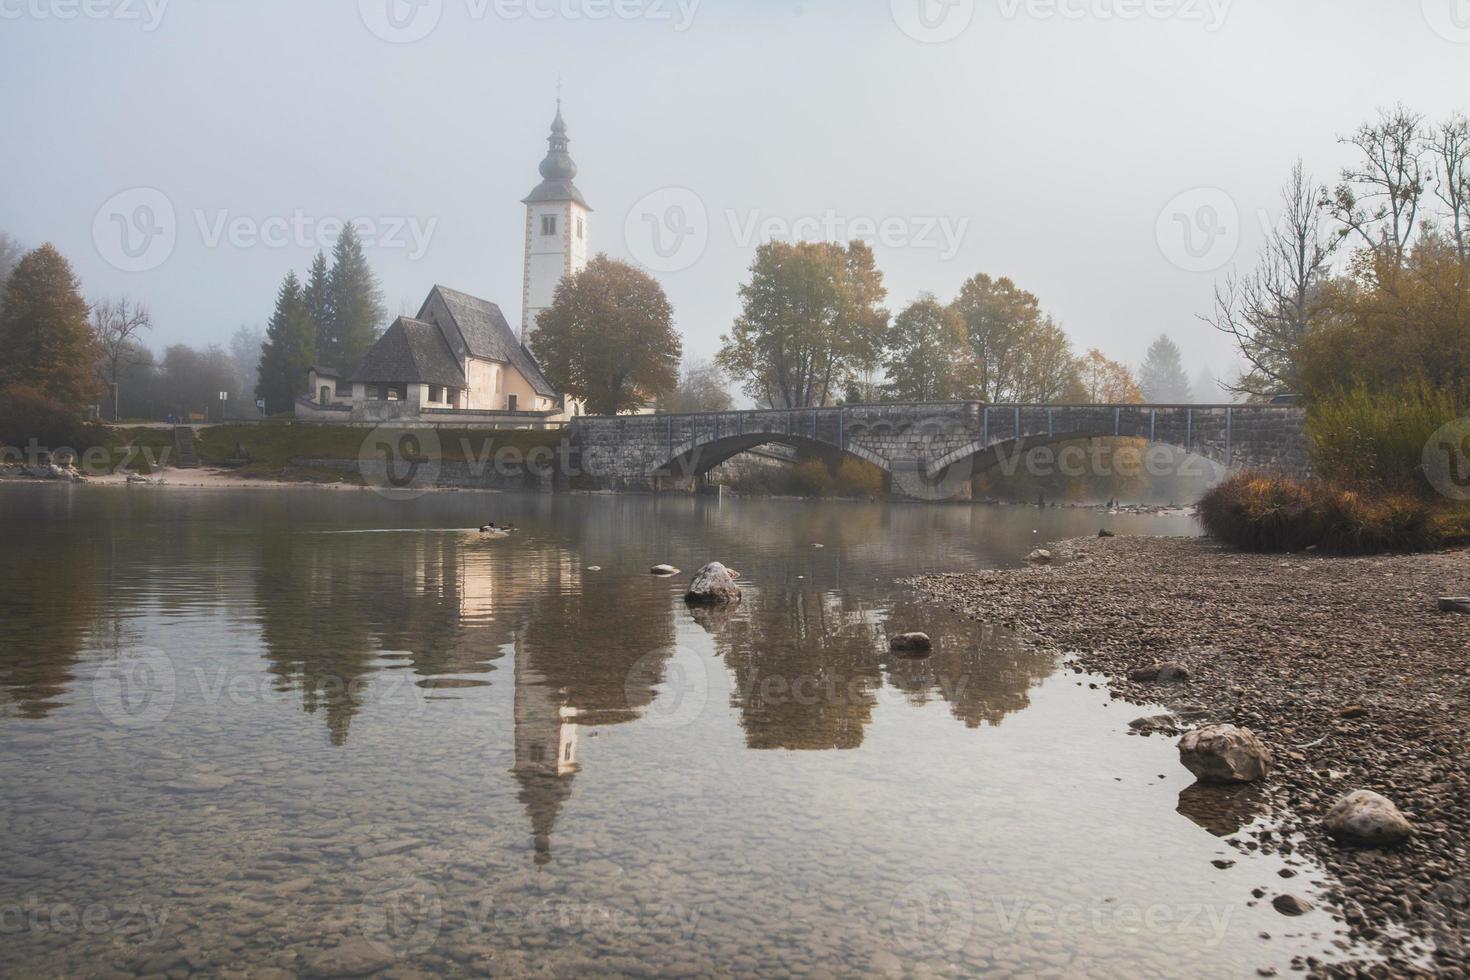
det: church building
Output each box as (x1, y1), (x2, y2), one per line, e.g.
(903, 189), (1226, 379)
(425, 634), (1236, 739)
(299, 104), (590, 425)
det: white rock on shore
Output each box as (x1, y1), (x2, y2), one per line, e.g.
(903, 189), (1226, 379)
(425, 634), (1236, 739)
(1177, 724), (1271, 784)
(1323, 789), (1414, 847)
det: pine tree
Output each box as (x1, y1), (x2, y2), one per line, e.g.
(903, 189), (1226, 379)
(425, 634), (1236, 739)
(0, 243), (102, 408)
(303, 250), (333, 366)
(1138, 334), (1192, 403)
(255, 271), (314, 415)
(326, 226), (384, 373)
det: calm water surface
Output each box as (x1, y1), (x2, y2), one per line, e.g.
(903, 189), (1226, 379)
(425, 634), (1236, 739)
(0, 486), (1354, 977)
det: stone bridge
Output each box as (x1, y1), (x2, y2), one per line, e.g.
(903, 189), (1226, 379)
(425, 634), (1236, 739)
(569, 401), (1309, 499)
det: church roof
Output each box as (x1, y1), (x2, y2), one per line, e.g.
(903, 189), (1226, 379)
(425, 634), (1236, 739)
(422, 286), (559, 398)
(345, 317), (466, 388)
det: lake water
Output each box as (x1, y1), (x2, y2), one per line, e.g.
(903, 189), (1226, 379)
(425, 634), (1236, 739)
(0, 485), (1356, 977)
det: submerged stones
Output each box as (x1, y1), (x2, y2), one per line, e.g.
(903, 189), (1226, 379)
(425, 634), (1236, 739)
(650, 564), (680, 576)
(1323, 790), (1414, 847)
(684, 563), (741, 605)
(888, 632), (933, 655)
(1128, 661), (1192, 683)
(1177, 725), (1271, 784)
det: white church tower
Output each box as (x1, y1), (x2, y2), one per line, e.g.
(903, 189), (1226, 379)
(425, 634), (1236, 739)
(521, 100), (591, 342)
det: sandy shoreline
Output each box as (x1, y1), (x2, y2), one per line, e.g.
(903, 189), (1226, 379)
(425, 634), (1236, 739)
(912, 536), (1469, 975)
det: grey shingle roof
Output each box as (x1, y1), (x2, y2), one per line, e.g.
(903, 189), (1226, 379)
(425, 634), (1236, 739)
(345, 318), (466, 388)
(523, 179), (589, 209)
(421, 286), (558, 398)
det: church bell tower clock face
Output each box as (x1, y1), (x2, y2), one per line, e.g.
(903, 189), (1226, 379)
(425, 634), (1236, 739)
(521, 100), (591, 343)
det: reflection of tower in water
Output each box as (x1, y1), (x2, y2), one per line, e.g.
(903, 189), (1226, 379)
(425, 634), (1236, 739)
(510, 632), (578, 866)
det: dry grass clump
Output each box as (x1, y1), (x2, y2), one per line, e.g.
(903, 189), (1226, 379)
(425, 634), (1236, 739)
(1198, 470), (1470, 554)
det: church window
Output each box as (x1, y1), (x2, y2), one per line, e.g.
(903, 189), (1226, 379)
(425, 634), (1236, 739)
(576, 217), (584, 240)
(541, 215), (557, 236)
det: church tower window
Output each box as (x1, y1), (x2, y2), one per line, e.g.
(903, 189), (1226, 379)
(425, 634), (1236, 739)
(541, 215), (557, 236)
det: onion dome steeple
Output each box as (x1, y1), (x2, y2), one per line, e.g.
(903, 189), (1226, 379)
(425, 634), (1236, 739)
(523, 99), (589, 209)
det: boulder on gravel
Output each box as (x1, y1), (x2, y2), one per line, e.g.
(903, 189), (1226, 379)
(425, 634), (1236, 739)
(1128, 713), (1180, 735)
(1178, 724), (1271, 784)
(684, 562), (742, 605)
(1128, 661), (1192, 683)
(1026, 549), (1053, 563)
(1323, 789), (1413, 847)
(1438, 596), (1470, 614)
(1272, 894), (1312, 916)
(889, 632), (932, 654)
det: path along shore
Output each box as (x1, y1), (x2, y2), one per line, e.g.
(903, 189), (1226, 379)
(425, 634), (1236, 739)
(912, 536), (1469, 976)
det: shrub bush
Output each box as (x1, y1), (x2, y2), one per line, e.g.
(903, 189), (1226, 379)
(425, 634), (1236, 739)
(0, 384), (101, 455)
(1306, 379), (1467, 495)
(1198, 470), (1470, 554)
(832, 457), (885, 498)
(791, 458), (833, 496)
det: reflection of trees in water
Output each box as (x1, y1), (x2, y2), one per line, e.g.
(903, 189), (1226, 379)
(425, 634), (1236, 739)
(879, 606), (1058, 729)
(714, 589), (884, 751)
(0, 527), (96, 718)
(520, 575), (676, 726)
(712, 592), (1058, 750)
(252, 531), (530, 744)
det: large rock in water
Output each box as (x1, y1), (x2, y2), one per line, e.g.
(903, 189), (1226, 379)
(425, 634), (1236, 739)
(1324, 790), (1413, 846)
(684, 562), (742, 605)
(1178, 724), (1271, 784)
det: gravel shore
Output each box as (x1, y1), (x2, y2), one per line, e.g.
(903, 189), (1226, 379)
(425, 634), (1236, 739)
(911, 535), (1470, 977)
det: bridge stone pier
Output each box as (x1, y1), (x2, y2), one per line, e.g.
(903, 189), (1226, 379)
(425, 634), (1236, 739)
(568, 402), (1309, 500)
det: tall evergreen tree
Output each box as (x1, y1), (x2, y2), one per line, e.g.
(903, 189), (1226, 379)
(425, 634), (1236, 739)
(0, 244), (102, 408)
(255, 271), (314, 415)
(303, 250), (333, 365)
(1138, 334), (1192, 403)
(325, 226), (384, 373)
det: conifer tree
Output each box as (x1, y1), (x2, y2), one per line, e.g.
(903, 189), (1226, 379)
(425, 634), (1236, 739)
(1138, 334), (1192, 403)
(255, 271), (314, 415)
(0, 243), (101, 408)
(325, 225), (384, 372)
(303, 250), (333, 365)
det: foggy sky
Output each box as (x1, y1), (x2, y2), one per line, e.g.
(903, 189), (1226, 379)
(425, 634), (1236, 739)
(2, 0), (1466, 394)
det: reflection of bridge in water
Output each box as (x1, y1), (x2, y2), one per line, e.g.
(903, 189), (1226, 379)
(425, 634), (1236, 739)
(570, 402), (1309, 499)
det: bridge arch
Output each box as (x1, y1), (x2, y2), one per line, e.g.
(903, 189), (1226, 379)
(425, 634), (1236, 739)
(567, 402), (1308, 496)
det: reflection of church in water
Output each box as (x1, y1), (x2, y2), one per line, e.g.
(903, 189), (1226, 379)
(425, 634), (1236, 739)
(511, 634), (579, 867)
